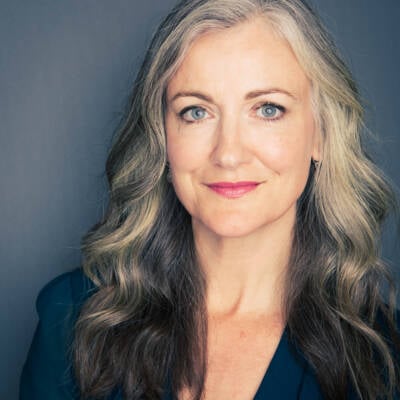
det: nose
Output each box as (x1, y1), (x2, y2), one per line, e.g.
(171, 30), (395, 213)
(211, 115), (251, 169)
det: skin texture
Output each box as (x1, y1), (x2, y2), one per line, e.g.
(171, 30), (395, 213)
(165, 17), (320, 399)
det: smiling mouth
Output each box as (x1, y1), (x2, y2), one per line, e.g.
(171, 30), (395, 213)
(205, 181), (260, 199)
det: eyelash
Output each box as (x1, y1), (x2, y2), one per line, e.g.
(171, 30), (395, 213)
(255, 102), (286, 122)
(177, 102), (286, 124)
(178, 106), (208, 124)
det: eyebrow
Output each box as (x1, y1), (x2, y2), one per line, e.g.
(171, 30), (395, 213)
(169, 88), (298, 103)
(245, 89), (298, 101)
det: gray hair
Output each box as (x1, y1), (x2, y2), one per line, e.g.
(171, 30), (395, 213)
(76, 1), (399, 399)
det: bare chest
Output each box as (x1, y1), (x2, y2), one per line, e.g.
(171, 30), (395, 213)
(179, 315), (285, 400)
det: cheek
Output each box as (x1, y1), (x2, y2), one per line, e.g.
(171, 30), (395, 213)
(254, 118), (315, 172)
(254, 136), (310, 174)
(166, 124), (212, 172)
(166, 139), (206, 171)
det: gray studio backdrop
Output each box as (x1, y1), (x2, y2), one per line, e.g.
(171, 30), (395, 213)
(1, 0), (399, 398)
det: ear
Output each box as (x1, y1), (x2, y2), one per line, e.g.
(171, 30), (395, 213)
(311, 128), (323, 162)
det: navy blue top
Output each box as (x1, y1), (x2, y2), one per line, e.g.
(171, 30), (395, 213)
(20, 268), (398, 399)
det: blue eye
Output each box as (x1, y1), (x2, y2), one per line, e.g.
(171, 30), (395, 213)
(180, 106), (208, 122)
(257, 103), (285, 120)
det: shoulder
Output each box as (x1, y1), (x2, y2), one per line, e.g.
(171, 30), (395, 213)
(377, 305), (400, 365)
(375, 305), (400, 337)
(31, 266), (97, 358)
(20, 268), (96, 399)
(297, 306), (400, 400)
(36, 267), (96, 317)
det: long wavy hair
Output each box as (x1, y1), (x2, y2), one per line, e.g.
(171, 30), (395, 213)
(73, 0), (400, 399)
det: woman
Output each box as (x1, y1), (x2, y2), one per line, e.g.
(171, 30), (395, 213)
(20, 0), (400, 399)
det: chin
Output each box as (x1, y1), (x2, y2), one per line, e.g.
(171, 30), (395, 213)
(194, 214), (266, 239)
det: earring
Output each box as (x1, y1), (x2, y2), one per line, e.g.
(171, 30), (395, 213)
(312, 159), (320, 169)
(166, 162), (172, 182)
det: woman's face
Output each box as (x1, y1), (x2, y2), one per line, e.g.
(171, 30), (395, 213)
(165, 18), (320, 238)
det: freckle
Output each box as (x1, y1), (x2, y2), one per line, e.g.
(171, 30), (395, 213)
(239, 331), (246, 339)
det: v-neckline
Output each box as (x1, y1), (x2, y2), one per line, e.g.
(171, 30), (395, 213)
(253, 326), (307, 399)
(162, 326), (308, 400)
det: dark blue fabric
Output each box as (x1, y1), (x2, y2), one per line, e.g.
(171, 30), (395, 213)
(20, 268), (94, 399)
(20, 268), (398, 399)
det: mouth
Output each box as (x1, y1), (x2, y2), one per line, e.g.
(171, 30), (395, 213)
(205, 181), (261, 199)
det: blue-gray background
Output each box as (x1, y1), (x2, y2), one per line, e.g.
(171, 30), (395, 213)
(1, 0), (399, 398)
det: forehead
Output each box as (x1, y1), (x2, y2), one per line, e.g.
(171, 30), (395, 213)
(167, 17), (310, 100)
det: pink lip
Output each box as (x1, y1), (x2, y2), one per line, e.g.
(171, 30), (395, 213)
(206, 181), (260, 199)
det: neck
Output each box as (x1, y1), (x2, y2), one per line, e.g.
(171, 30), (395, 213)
(193, 208), (295, 319)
